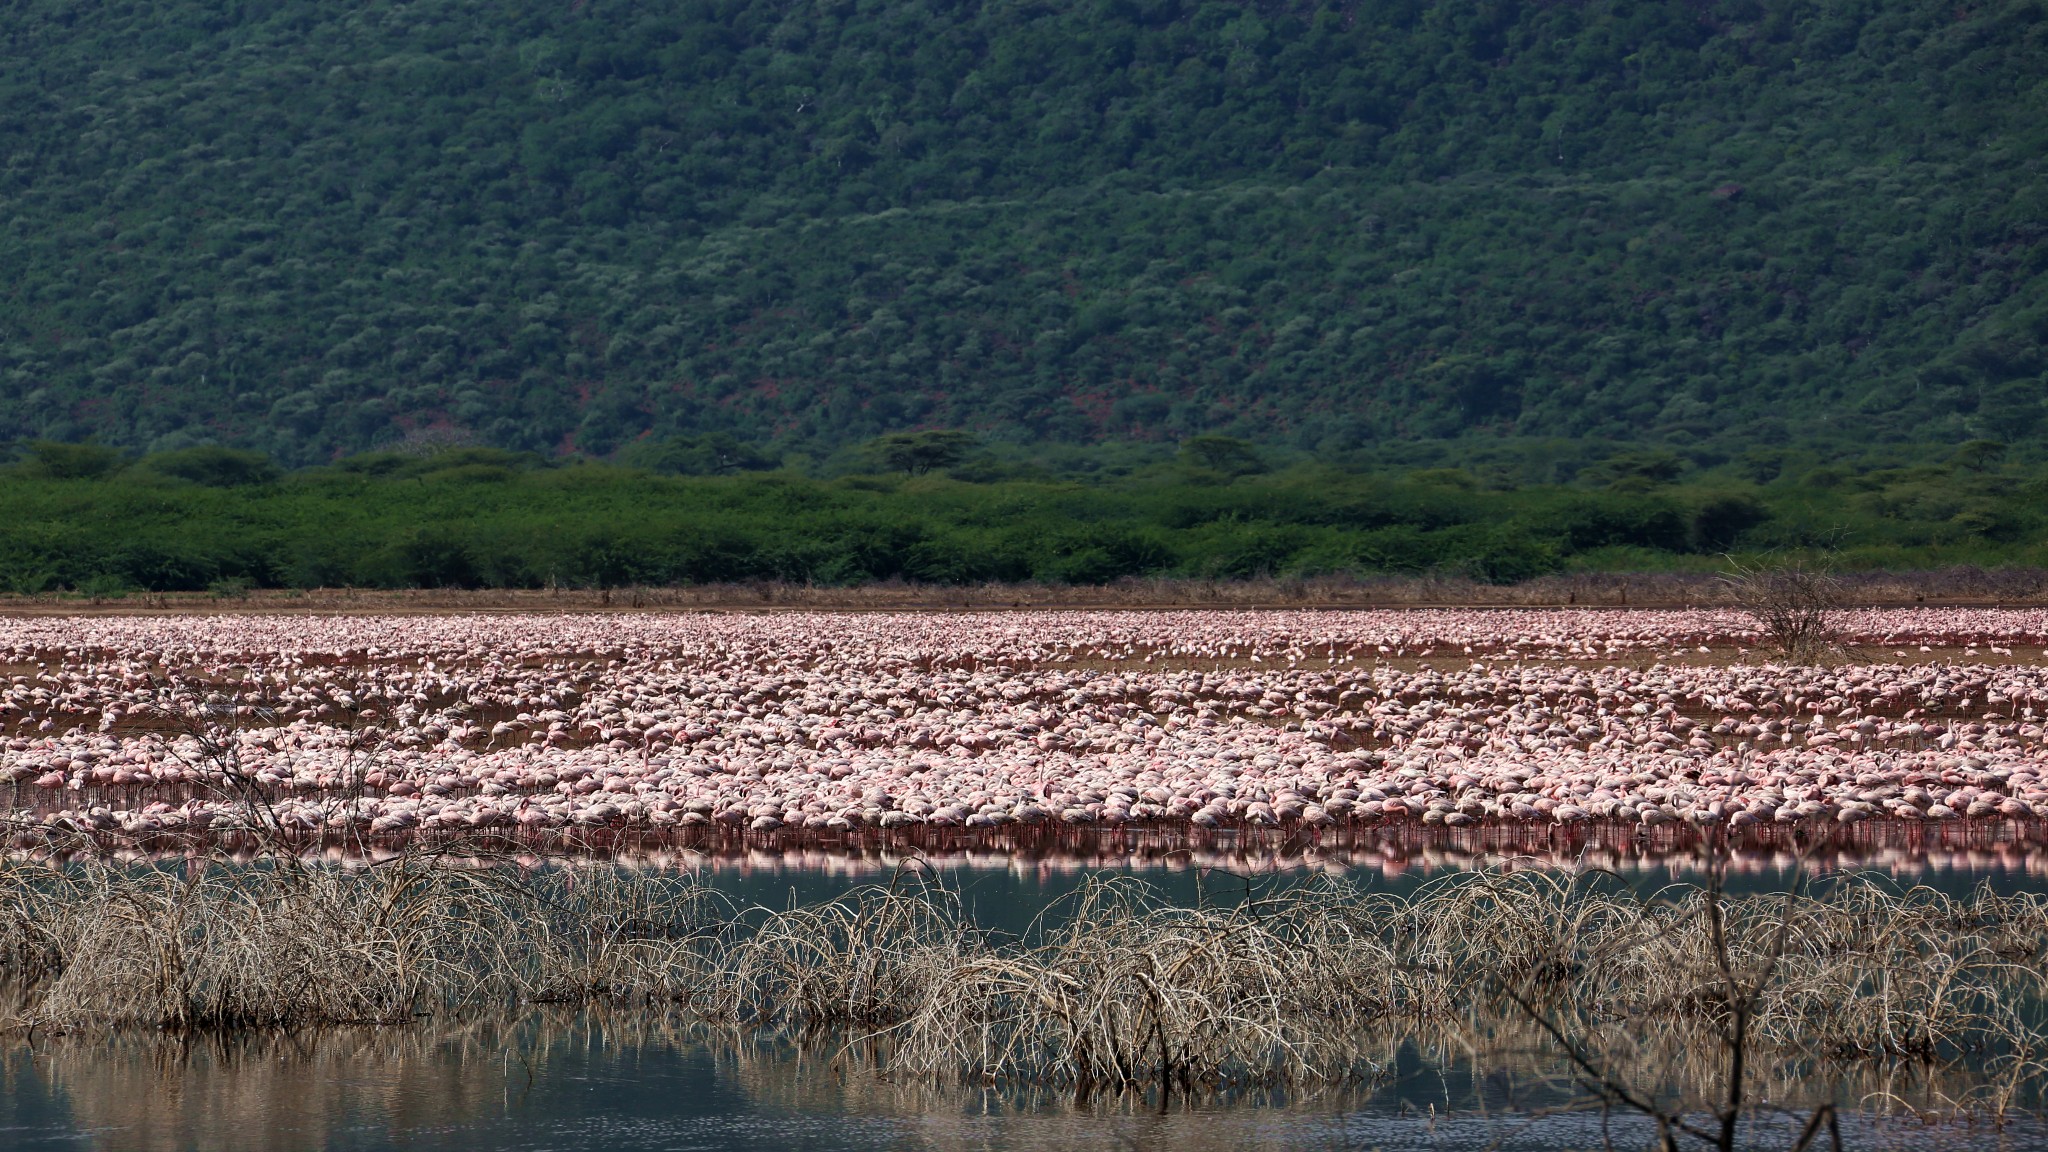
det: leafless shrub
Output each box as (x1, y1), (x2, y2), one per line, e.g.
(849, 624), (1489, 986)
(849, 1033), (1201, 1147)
(1721, 555), (1845, 661)
(1481, 808), (2048, 1152)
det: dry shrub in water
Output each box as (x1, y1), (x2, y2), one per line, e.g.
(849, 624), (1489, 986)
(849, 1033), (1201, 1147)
(712, 871), (1401, 1089)
(1478, 868), (2048, 1146)
(508, 866), (731, 1004)
(712, 866), (991, 1028)
(1619, 881), (2048, 1061)
(708, 868), (2048, 1112)
(0, 853), (725, 1030)
(3, 856), (512, 1028)
(883, 876), (1399, 1091)
(4, 856), (2047, 1128)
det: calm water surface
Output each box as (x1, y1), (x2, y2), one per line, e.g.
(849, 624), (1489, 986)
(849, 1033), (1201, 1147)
(5, 1021), (2039, 1152)
(5, 851), (2045, 1152)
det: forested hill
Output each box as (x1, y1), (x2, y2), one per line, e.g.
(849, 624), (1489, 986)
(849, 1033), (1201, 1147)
(2, 0), (2044, 465)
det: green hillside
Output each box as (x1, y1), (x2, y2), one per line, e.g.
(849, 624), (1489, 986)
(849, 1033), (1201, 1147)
(2, 0), (2044, 463)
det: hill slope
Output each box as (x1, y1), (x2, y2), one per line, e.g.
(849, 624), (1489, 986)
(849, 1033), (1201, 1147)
(1, 0), (2044, 462)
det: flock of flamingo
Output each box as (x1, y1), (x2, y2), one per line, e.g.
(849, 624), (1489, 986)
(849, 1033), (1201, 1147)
(3, 608), (2048, 846)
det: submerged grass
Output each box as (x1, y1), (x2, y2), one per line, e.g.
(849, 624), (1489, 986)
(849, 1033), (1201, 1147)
(2, 853), (2046, 1118)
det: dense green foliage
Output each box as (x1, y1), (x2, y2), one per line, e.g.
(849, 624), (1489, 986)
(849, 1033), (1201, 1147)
(2, 0), (2044, 463)
(6, 441), (2048, 593)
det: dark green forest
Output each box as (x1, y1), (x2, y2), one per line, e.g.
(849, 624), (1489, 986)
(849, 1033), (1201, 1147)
(2, 0), (2044, 463)
(4, 438), (2045, 594)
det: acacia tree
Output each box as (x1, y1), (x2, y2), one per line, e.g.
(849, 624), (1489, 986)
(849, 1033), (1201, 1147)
(868, 430), (977, 475)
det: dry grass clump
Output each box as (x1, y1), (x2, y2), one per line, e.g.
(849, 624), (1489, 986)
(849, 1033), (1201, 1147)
(507, 866), (731, 1004)
(1, 857), (512, 1028)
(712, 867), (993, 1028)
(706, 869), (1397, 1089)
(1618, 881), (2048, 1061)
(883, 876), (1399, 1091)
(0, 853), (726, 1030)
(1506, 873), (2048, 1058)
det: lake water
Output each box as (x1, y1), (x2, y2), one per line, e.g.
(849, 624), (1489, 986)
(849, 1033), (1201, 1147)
(6, 1015), (2040, 1152)
(5, 848), (2046, 1151)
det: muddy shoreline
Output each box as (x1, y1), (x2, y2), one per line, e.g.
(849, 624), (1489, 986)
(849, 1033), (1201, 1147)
(8, 567), (2048, 616)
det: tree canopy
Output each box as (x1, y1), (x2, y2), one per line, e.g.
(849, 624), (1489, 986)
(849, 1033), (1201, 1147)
(0, 0), (2043, 463)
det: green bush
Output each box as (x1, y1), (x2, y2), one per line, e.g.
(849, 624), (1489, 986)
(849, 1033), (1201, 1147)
(142, 448), (280, 488)
(24, 442), (125, 480)
(0, 447), (2043, 592)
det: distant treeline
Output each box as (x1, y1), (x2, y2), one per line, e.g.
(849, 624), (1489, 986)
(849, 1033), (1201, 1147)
(3, 437), (2042, 594)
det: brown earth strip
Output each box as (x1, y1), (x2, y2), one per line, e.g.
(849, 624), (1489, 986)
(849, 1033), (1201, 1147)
(8, 567), (2048, 616)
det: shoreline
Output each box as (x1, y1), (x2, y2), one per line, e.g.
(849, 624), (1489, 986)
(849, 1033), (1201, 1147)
(6, 567), (2048, 616)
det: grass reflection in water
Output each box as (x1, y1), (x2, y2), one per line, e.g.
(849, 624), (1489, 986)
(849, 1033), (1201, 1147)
(3, 1005), (2040, 1152)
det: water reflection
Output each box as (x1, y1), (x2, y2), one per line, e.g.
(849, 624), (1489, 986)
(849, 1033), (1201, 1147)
(4, 1013), (2041, 1152)
(38, 817), (2048, 881)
